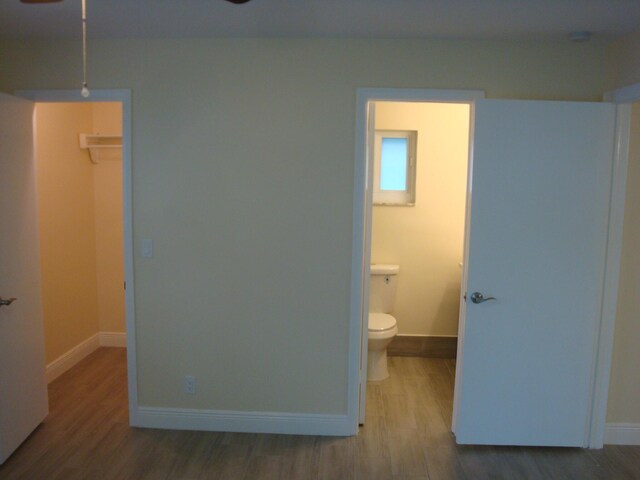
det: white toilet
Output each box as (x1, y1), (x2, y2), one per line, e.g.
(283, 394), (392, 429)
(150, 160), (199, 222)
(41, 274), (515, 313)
(368, 264), (399, 381)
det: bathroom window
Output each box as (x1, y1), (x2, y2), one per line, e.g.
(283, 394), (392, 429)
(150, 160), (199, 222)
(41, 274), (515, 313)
(373, 130), (417, 205)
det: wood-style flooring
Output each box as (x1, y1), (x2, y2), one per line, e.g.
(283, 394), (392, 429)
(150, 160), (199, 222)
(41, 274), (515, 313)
(0, 348), (639, 479)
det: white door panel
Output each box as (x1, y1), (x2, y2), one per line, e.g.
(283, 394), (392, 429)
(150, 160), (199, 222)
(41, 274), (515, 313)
(455, 100), (616, 446)
(359, 100), (376, 424)
(0, 93), (48, 464)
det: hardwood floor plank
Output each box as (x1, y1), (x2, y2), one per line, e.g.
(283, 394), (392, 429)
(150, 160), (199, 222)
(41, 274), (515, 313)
(316, 436), (355, 480)
(365, 381), (386, 417)
(278, 435), (320, 479)
(354, 414), (390, 458)
(587, 444), (640, 479)
(1, 349), (639, 480)
(457, 445), (516, 480)
(199, 445), (252, 480)
(101, 429), (164, 480)
(164, 430), (221, 480)
(424, 443), (467, 480)
(354, 453), (393, 480)
(242, 455), (286, 480)
(382, 394), (419, 432)
(529, 447), (608, 480)
(387, 429), (430, 476)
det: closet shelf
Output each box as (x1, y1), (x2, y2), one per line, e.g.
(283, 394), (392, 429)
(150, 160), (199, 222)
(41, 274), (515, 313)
(79, 133), (122, 164)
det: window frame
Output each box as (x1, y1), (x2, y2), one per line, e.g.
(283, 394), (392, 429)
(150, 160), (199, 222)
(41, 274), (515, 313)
(373, 129), (417, 206)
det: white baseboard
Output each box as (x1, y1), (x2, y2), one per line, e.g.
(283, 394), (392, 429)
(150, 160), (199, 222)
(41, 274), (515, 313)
(46, 331), (128, 384)
(604, 423), (640, 445)
(135, 406), (354, 436)
(46, 333), (100, 383)
(99, 331), (127, 347)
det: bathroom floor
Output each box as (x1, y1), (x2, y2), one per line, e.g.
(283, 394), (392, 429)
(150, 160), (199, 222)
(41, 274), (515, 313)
(1, 349), (638, 479)
(367, 355), (456, 427)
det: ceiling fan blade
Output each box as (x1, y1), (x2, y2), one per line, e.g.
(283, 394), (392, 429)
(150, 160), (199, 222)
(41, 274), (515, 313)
(20, 0), (251, 3)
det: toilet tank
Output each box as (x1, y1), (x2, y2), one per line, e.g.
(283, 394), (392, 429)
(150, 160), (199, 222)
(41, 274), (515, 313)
(369, 264), (400, 313)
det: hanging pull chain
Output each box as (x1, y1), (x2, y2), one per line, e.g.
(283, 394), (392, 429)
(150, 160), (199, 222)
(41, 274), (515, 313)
(81, 0), (89, 97)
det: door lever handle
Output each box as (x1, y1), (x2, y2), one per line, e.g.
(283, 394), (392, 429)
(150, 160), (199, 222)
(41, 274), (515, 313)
(470, 292), (496, 304)
(0, 297), (17, 307)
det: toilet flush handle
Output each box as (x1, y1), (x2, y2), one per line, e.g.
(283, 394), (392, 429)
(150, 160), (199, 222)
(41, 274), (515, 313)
(470, 292), (496, 304)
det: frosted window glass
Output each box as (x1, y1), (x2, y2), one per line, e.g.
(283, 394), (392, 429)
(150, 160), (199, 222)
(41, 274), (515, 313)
(380, 137), (407, 191)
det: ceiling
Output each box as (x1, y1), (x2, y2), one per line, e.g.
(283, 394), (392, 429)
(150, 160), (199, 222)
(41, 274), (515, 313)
(1, 0), (639, 42)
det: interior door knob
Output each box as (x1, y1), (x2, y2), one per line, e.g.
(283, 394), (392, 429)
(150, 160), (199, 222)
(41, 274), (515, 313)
(470, 292), (496, 304)
(0, 297), (17, 307)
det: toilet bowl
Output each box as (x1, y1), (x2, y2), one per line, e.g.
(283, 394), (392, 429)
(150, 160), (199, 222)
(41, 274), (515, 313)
(368, 312), (398, 381)
(367, 264), (400, 381)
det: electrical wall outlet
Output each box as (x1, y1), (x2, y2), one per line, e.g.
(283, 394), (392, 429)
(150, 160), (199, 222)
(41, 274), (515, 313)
(141, 238), (153, 258)
(184, 375), (196, 395)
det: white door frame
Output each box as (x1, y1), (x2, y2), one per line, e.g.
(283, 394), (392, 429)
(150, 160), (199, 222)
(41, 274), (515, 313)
(16, 89), (139, 427)
(350, 88), (484, 428)
(587, 82), (640, 448)
(350, 87), (633, 448)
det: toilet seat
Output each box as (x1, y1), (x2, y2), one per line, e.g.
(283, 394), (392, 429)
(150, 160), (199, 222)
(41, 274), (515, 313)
(368, 313), (397, 332)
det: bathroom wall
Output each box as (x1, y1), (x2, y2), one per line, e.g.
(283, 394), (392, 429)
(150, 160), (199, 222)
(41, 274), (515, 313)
(92, 103), (125, 334)
(606, 102), (640, 425)
(35, 103), (101, 364)
(372, 102), (469, 336)
(35, 102), (124, 365)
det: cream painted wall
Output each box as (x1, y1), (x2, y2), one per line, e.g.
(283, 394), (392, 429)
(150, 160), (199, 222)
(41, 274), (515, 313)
(92, 103), (125, 333)
(1, 38), (609, 414)
(606, 31), (640, 90)
(607, 102), (640, 424)
(372, 102), (469, 336)
(92, 102), (122, 134)
(35, 103), (100, 364)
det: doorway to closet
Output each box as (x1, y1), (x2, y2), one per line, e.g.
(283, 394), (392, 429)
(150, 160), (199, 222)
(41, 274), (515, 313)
(35, 101), (127, 384)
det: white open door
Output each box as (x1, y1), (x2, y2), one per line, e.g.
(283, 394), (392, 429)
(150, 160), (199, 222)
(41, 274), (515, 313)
(0, 93), (48, 464)
(358, 100), (376, 425)
(454, 99), (616, 446)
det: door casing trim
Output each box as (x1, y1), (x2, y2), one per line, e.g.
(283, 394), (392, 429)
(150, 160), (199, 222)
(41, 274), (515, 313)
(351, 88), (484, 430)
(587, 82), (640, 448)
